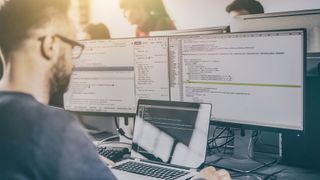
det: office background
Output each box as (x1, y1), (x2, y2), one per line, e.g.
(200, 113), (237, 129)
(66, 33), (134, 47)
(88, 0), (320, 38)
(0, 0), (319, 37)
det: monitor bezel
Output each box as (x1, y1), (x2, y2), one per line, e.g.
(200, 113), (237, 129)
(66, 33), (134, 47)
(150, 26), (230, 36)
(67, 110), (136, 118)
(65, 29), (306, 133)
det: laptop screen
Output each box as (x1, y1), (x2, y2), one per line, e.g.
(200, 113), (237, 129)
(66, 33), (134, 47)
(131, 100), (211, 169)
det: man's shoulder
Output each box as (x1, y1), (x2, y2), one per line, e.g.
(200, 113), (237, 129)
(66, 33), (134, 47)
(43, 105), (77, 122)
(0, 92), (77, 126)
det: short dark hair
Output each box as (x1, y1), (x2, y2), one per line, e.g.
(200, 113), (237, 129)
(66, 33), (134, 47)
(85, 23), (111, 40)
(226, 0), (264, 14)
(0, 0), (71, 59)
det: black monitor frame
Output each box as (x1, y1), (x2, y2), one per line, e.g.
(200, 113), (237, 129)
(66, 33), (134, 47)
(65, 29), (306, 133)
(67, 111), (136, 118)
(206, 28), (307, 134)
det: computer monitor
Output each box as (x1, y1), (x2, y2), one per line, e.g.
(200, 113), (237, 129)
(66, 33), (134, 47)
(169, 29), (305, 172)
(65, 30), (305, 131)
(230, 9), (320, 168)
(230, 9), (320, 77)
(169, 29), (306, 132)
(230, 9), (320, 53)
(63, 37), (170, 116)
(150, 26), (229, 36)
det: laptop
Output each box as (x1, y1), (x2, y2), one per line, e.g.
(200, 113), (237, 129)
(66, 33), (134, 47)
(110, 99), (212, 180)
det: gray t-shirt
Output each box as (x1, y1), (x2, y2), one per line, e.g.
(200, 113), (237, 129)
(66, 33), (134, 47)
(0, 92), (116, 180)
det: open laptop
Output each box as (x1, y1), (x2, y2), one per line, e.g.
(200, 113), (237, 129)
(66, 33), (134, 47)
(110, 99), (212, 180)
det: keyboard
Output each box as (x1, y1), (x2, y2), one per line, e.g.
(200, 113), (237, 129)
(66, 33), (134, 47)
(113, 161), (189, 180)
(97, 146), (129, 162)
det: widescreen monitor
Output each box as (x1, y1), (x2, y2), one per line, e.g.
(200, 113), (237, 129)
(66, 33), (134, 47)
(150, 26), (229, 36)
(64, 37), (170, 115)
(65, 29), (305, 132)
(230, 9), (320, 53)
(169, 29), (305, 131)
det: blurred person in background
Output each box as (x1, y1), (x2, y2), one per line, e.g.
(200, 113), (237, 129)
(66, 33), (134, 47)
(226, 0), (264, 18)
(84, 23), (111, 39)
(119, 0), (176, 37)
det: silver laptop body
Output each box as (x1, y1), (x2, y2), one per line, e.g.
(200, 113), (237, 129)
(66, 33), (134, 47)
(111, 100), (212, 180)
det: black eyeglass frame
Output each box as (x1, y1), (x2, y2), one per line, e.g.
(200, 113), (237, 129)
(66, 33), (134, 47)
(39, 34), (85, 59)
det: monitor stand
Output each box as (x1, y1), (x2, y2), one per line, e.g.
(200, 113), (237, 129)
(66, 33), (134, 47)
(207, 130), (277, 173)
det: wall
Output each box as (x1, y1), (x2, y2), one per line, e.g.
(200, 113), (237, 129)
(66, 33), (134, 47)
(90, 0), (135, 37)
(90, 0), (320, 38)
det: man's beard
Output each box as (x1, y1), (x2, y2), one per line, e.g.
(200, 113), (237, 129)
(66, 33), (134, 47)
(49, 52), (72, 104)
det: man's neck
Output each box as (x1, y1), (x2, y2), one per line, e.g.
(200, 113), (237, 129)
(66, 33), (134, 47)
(0, 54), (50, 104)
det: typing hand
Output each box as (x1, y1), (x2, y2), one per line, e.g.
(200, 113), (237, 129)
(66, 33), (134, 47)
(192, 166), (231, 180)
(99, 155), (116, 166)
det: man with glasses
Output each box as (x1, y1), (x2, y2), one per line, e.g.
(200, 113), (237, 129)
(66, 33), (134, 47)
(0, 0), (115, 179)
(0, 0), (230, 179)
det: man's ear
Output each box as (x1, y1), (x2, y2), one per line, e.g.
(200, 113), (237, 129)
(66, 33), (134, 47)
(40, 35), (59, 61)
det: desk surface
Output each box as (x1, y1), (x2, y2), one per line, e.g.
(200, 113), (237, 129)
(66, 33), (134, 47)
(205, 153), (320, 180)
(93, 134), (320, 180)
(229, 164), (320, 180)
(98, 142), (320, 179)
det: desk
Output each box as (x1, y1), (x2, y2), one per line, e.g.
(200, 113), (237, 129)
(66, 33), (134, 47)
(205, 153), (320, 179)
(227, 164), (320, 180)
(93, 135), (320, 180)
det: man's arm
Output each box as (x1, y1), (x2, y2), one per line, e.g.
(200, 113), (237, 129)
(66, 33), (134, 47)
(57, 119), (116, 180)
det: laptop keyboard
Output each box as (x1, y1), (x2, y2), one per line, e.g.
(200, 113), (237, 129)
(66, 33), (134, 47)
(97, 146), (129, 162)
(113, 161), (189, 180)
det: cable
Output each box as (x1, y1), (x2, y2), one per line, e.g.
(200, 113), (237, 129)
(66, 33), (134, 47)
(208, 137), (234, 150)
(207, 127), (236, 153)
(223, 128), (233, 154)
(0, 46), (6, 78)
(207, 127), (227, 144)
(114, 117), (133, 140)
(97, 135), (120, 147)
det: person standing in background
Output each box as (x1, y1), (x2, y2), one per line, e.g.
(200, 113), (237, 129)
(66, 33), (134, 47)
(226, 0), (264, 18)
(84, 23), (111, 39)
(119, 0), (176, 37)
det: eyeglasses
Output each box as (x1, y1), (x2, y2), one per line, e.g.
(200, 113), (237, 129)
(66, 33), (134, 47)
(39, 34), (85, 59)
(56, 34), (85, 59)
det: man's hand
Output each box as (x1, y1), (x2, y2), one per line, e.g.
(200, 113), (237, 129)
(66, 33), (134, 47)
(192, 166), (231, 180)
(99, 155), (115, 166)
